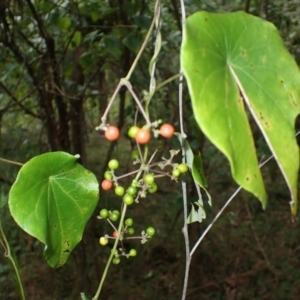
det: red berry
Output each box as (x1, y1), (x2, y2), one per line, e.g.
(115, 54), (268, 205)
(160, 123), (174, 138)
(101, 179), (112, 190)
(105, 126), (120, 141)
(135, 128), (151, 144)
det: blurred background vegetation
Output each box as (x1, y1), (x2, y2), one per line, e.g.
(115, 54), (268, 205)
(0, 0), (300, 299)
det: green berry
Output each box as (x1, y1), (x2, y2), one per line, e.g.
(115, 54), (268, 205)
(131, 149), (139, 159)
(146, 227), (155, 236)
(108, 159), (119, 170)
(115, 186), (125, 196)
(110, 212), (119, 222)
(104, 171), (113, 180)
(172, 168), (181, 178)
(99, 208), (109, 218)
(129, 249), (137, 257)
(131, 179), (139, 187)
(128, 126), (140, 138)
(127, 227), (135, 235)
(111, 249), (118, 256)
(126, 186), (137, 196)
(148, 183), (157, 194)
(144, 173), (155, 185)
(125, 218), (134, 227)
(178, 163), (188, 173)
(99, 237), (108, 246)
(112, 257), (120, 265)
(113, 210), (120, 216)
(123, 194), (134, 205)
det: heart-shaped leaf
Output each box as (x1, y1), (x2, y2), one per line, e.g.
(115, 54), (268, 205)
(181, 11), (300, 214)
(9, 152), (99, 268)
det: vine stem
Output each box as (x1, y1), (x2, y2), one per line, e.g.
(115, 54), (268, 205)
(125, 0), (161, 81)
(190, 153), (277, 257)
(96, 0), (161, 130)
(0, 157), (23, 166)
(178, 1), (190, 300)
(92, 204), (128, 300)
(0, 217), (26, 300)
(190, 186), (242, 256)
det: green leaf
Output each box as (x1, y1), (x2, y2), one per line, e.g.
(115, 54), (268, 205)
(181, 11), (300, 214)
(8, 152), (99, 268)
(50, 14), (71, 31)
(133, 15), (151, 29)
(80, 52), (94, 73)
(122, 34), (141, 53)
(39, 1), (53, 13)
(102, 35), (124, 58)
(83, 30), (101, 43)
(90, 11), (101, 22)
(0, 194), (7, 208)
(71, 31), (82, 47)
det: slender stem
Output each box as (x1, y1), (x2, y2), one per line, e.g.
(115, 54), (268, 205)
(190, 186), (242, 257)
(189, 151), (278, 258)
(92, 205), (128, 300)
(0, 157), (23, 166)
(115, 169), (140, 180)
(123, 81), (152, 127)
(125, 0), (161, 81)
(178, 1), (190, 300)
(155, 73), (182, 92)
(97, 82), (123, 128)
(107, 219), (118, 232)
(0, 216), (26, 300)
(146, 1), (162, 115)
(147, 149), (158, 165)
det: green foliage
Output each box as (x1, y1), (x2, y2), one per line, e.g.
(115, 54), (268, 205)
(1, 0), (300, 299)
(8, 152), (99, 268)
(181, 11), (300, 214)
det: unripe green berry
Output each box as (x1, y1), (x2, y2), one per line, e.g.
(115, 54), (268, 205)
(112, 257), (120, 265)
(148, 183), (157, 194)
(129, 249), (137, 257)
(146, 227), (155, 236)
(104, 171), (113, 180)
(108, 159), (119, 170)
(127, 227), (135, 235)
(123, 194), (134, 205)
(128, 126), (140, 138)
(115, 186), (125, 196)
(144, 173), (155, 185)
(99, 209), (109, 218)
(125, 218), (134, 227)
(110, 212), (119, 222)
(131, 149), (139, 159)
(126, 186), (137, 196)
(178, 163), (188, 173)
(172, 168), (181, 178)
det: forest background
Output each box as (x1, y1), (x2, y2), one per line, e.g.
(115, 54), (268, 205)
(1, 0), (300, 299)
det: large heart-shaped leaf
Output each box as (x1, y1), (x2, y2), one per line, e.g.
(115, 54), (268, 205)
(9, 152), (99, 268)
(181, 11), (300, 214)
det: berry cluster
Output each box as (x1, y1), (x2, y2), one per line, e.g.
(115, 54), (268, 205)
(98, 208), (156, 264)
(103, 123), (175, 144)
(98, 121), (188, 265)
